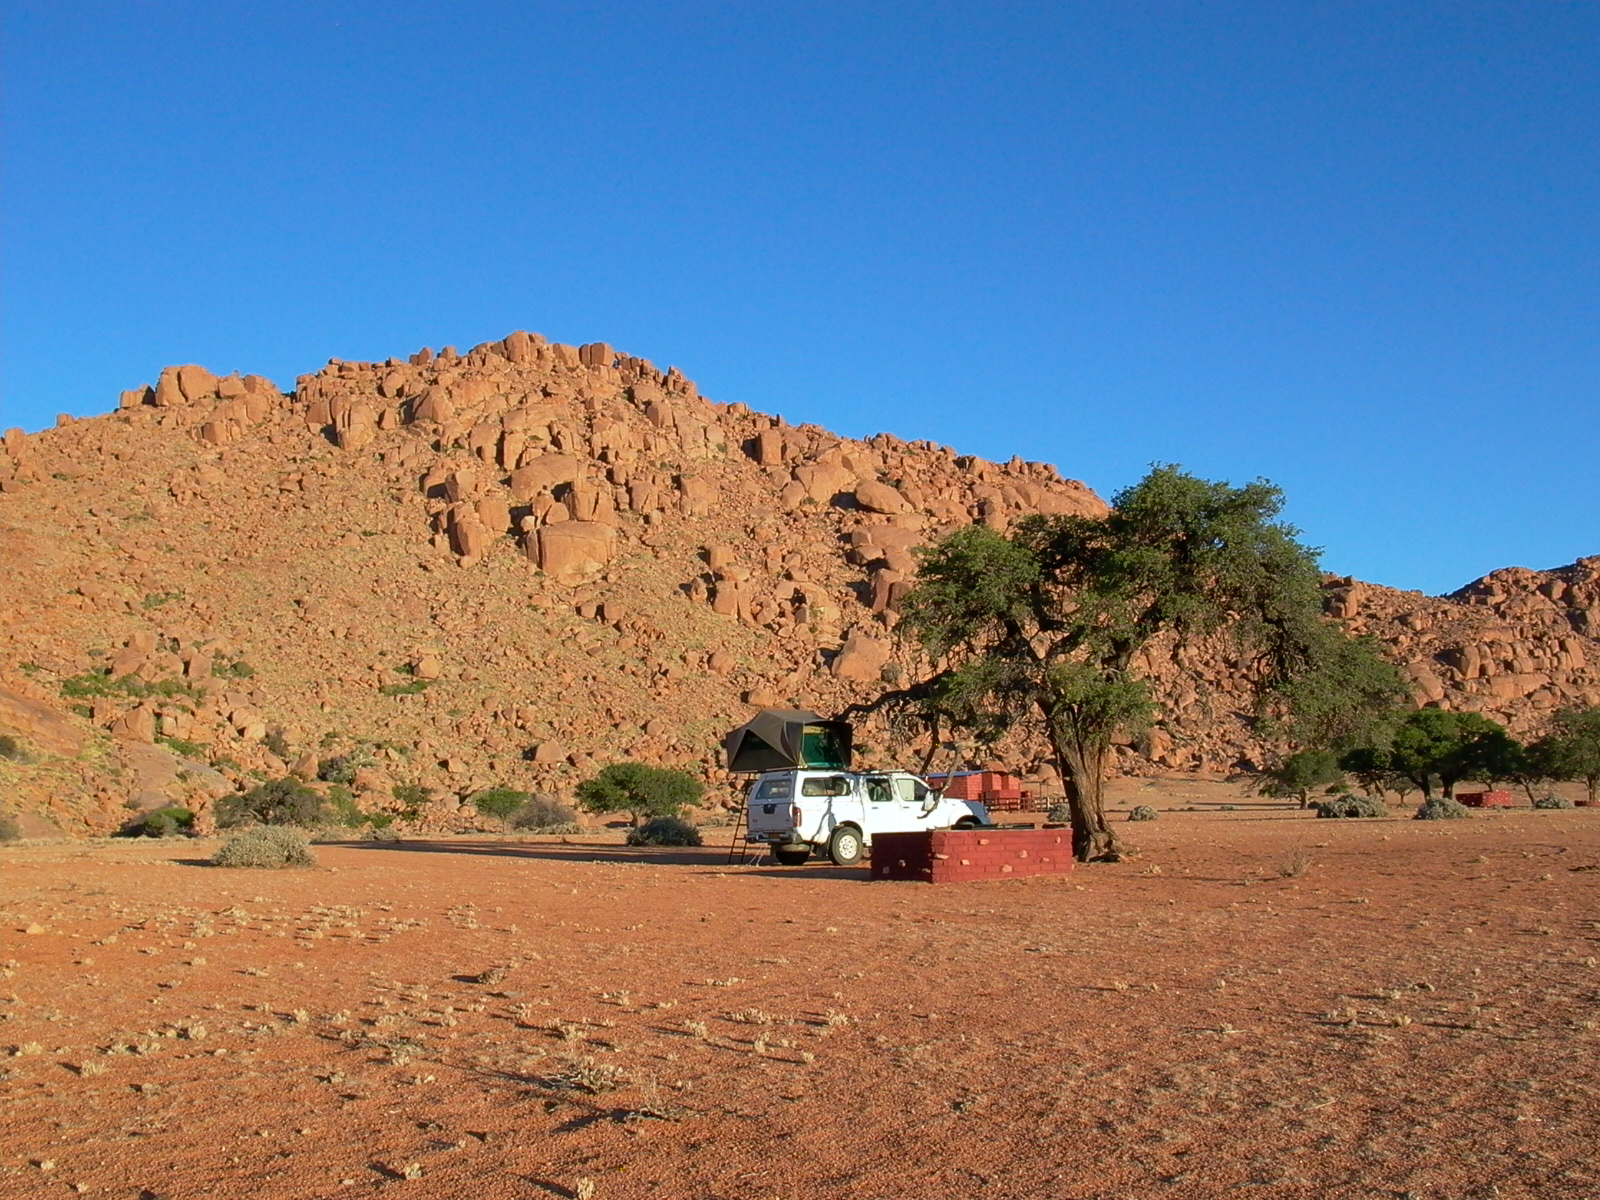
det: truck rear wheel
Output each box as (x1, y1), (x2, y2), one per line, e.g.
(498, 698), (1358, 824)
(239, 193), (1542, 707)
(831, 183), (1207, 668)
(772, 845), (811, 866)
(827, 825), (864, 867)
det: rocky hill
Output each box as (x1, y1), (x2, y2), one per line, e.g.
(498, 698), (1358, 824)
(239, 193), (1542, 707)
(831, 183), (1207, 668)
(2, 331), (1595, 835)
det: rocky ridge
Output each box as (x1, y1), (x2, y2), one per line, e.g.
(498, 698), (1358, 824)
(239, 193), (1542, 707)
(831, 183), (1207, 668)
(1, 331), (1595, 835)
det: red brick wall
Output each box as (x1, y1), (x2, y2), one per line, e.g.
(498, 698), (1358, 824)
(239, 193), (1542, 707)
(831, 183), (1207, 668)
(872, 829), (1074, 883)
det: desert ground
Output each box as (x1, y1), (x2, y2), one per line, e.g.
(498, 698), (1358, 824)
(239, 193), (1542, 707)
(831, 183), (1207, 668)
(3, 781), (1597, 1200)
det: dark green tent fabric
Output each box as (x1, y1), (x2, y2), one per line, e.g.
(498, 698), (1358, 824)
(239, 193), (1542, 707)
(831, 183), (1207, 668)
(723, 709), (853, 772)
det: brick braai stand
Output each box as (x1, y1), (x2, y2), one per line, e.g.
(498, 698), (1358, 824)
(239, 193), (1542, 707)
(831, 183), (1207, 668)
(871, 829), (1074, 883)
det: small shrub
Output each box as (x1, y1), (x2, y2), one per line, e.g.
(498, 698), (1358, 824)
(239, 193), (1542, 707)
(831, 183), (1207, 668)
(1128, 805), (1158, 822)
(512, 794), (579, 831)
(378, 679), (431, 696)
(626, 816), (703, 847)
(473, 787), (531, 821)
(156, 735), (209, 761)
(1414, 797), (1471, 821)
(577, 762), (704, 825)
(0, 813), (21, 842)
(0, 734), (27, 761)
(317, 746), (377, 785)
(215, 777), (329, 828)
(1045, 801), (1072, 824)
(212, 826), (315, 868)
(1277, 845), (1313, 878)
(325, 785), (367, 828)
(391, 783), (429, 820)
(262, 728), (291, 760)
(1533, 794), (1574, 810)
(126, 806), (195, 838)
(1313, 794), (1388, 819)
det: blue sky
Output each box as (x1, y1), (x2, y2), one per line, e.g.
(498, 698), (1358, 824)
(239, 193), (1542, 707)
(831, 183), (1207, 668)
(3, 1), (1595, 595)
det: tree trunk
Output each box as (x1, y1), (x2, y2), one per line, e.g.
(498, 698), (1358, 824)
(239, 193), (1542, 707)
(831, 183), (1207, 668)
(1053, 737), (1118, 862)
(1588, 773), (1597, 806)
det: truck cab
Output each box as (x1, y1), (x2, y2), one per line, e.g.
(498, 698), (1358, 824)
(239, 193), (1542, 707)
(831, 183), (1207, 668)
(743, 768), (990, 866)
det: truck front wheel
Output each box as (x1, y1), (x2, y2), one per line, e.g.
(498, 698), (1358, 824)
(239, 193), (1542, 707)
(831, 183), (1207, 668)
(827, 825), (864, 867)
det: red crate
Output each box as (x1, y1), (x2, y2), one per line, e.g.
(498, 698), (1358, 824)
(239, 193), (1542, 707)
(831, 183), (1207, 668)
(1456, 790), (1513, 808)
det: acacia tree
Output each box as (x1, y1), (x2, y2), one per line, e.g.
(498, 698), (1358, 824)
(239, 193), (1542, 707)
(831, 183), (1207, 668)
(1257, 748), (1344, 808)
(861, 466), (1403, 861)
(1344, 709), (1520, 800)
(1531, 705), (1600, 805)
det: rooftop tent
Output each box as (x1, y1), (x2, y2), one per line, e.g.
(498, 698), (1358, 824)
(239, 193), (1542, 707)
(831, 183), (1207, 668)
(723, 709), (853, 773)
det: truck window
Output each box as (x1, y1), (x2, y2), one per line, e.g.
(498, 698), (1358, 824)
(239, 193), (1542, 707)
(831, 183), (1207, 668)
(755, 777), (793, 800)
(801, 776), (850, 797)
(865, 777), (893, 803)
(895, 778), (930, 805)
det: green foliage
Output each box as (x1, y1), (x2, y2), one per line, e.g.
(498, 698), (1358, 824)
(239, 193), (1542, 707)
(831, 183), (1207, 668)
(391, 784), (429, 819)
(1257, 748), (1344, 808)
(1342, 709), (1520, 800)
(0, 813), (21, 842)
(0, 734), (27, 761)
(60, 669), (200, 703)
(325, 785), (366, 828)
(886, 465), (1386, 861)
(1313, 794), (1388, 819)
(472, 787), (531, 820)
(141, 590), (183, 609)
(378, 678), (431, 696)
(317, 746), (378, 784)
(212, 825), (315, 868)
(212, 657), (255, 679)
(263, 728), (291, 760)
(1533, 793), (1574, 810)
(125, 806), (195, 838)
(1414, 796), (1471, 821)
(156, 735), (209, 761)
(1127, 805), (1158, 822)
(576, 762), (705, 825)
(511, 794), (579, 830)
(215, 777), (329, 829)
(625, 816), (703, 847)
(1529, 705), (1600, 805)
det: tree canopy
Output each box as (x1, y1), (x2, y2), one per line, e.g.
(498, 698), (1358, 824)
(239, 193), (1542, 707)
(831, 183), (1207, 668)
(575, 762), (704, 826)
(871, 465), (1404, 860)
(1530, 705), (1600, 805)
(1339, 709), (1519, 800)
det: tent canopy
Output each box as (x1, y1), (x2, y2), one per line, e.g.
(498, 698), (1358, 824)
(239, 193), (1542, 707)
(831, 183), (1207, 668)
(724, 709), (853, 773)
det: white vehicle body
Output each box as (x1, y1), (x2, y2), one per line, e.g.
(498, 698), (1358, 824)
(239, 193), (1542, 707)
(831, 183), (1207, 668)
(744, 768), (990, 865)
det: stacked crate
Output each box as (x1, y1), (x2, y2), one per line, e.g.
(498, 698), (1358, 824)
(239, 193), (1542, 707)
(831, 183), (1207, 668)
(1456, 790), (1514, 808)
(872, 829), (1074, 883)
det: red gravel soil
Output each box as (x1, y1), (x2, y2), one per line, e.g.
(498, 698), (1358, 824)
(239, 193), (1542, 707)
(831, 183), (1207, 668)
(3, 802), (1598, 1200)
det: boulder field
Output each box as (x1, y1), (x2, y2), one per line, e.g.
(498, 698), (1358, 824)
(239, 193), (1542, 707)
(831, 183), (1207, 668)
(2, 332), (1595, 834)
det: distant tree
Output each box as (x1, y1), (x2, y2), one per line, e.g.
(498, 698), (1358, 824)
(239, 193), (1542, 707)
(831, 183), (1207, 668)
(1257, 748), (1344, 808)
(1530, 705), (1600, 806)
(1343, 709), (1520, 800)
(576, 762), (704, 826)
(1337, 744), (1416, 804)
(215, 777), (330, 828)
(853, 465), (1406, 861)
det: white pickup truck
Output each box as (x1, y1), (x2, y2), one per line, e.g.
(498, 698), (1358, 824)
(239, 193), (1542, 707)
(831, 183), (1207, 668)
(743, 768), (990, 866)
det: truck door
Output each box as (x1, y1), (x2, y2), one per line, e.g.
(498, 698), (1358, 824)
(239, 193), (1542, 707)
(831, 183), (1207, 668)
(861, 775), (900, 836)
(895, 776), (935, 818)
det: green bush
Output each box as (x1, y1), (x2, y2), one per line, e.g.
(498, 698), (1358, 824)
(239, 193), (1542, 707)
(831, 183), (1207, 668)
(472, 787), (531, 820)
(576, 762), (705, 825)
(625, 816), (703, 847)
(0, 734), (27, 761)
(212, 826), (315, 868)
(215, 777), (329, 828)
(317, 746), (378, 785)
(391, 783), (429, 820)
(1313, 794), (1388, 819)
(512, 794), (579, 831)
(1414, 796), (1471, 821)
(1045, 801), (1072, 824)
(325, 785), (367, 828)
(378, 679), (431, 696)
(156, 735), (209, 761)
(1127, 805), (1158, 822)
(0, 813), (20, 842)
(60, 670), (200, 703)
(1533, 793), (1574, 810)
(125, 806), (195, 838)
(263, 728), (292, 760)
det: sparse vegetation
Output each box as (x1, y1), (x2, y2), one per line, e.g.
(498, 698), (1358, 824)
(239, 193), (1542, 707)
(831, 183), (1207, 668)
(1277, 844), (1313, 878)
(212, 825), (315, 868)
(626, 816), (703, 847)
(1533, 793), (1574, 810)
(378, 678), (431, 696)
(156, 735), (209, 761)
(0, 813), (21, 842)
(141, 590), (183, 609)
(59, 669), (200, 703)
(1313, 794), (1388, 819)
(472, 787), (531, 821)
(0, 734), (27, 762)
(215, 777), (329, 828)
(317, 746), (378, 785)
(1414, 796), (1471, 821)
(1127, 804), (1158, 822)
(511, 794), (580, 831)
(123, 806), (195, 838)
(577, 761), (704, 826)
